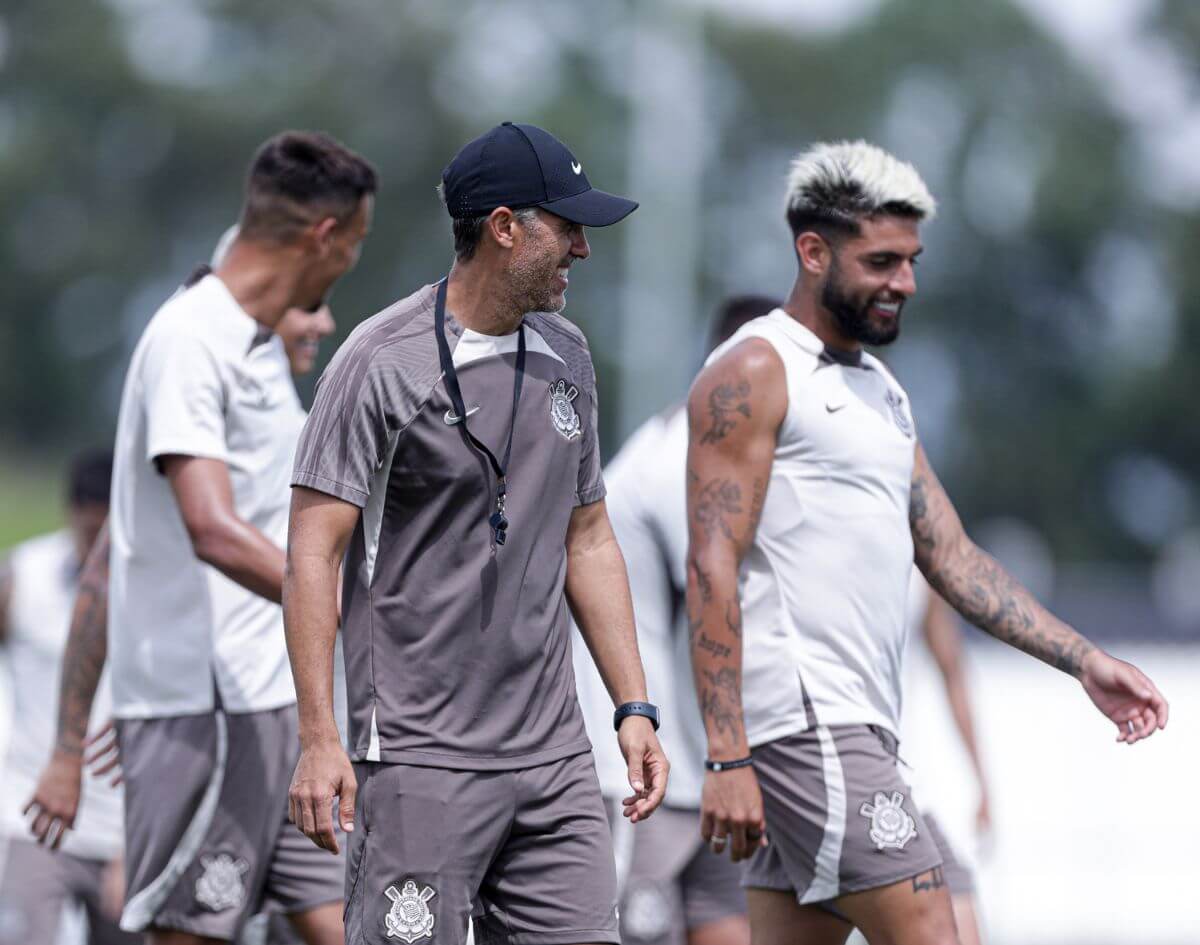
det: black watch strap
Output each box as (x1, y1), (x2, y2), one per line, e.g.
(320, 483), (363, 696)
(613, 701), (660, 732)
(705, 755), (754, 772)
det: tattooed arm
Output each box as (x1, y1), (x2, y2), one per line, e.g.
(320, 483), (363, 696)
(911, 445), (1168, 744)
(686, 338), (786, 861)
(25, 522), (111, 847)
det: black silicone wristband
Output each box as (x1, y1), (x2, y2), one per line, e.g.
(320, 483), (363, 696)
(613, 701), (660, 732)
(705, 755), (754, 772)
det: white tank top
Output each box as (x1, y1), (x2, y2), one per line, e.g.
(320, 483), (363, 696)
(3, 530), (124, 861)
(706, 309), (918, 744)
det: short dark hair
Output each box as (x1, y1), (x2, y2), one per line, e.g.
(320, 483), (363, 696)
(439, 184), (537, 261)
(67, 449), (112, 507)
(239, 131), (377, 244)
(710, 294), (781, 350)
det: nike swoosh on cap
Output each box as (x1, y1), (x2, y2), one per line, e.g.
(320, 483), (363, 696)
(444, 405), (481, 425)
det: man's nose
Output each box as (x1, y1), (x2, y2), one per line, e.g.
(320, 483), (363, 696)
(571, 228), (591, 260)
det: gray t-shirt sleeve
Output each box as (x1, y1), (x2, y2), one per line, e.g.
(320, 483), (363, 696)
(576, 371), (605, 506)
(292, 338), (391, 508)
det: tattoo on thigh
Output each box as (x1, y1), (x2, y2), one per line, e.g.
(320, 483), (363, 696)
(911, 866), (945, 894)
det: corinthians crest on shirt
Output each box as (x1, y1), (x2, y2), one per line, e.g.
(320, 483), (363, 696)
(884, 389), (915, 439)
(383, 879), (436, 942)
(549, 379), (582, 441)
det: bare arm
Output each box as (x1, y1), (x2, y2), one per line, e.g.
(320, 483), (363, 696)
(284, 486), (359, 854)
(686, 339), (786, 860)
(163, 455), (285, 602)
(921, 591), (990, 829)
(566, 499), (647, 707)
(911, 444), (1167, 743)
(24, 522), (110, 847)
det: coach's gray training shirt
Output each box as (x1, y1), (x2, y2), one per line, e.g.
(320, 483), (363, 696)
(293, 284), (603, 770)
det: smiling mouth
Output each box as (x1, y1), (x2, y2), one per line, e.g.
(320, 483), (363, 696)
(871, 299), (902, 317)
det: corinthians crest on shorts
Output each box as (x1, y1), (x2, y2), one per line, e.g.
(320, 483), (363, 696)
(194, 853), (249, 912)
(859, 791), (917, 851)
(549, 379), (582, 441)
(384, 880), (436, 942)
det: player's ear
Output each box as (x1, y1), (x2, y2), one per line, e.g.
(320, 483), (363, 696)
(310, 216), (340, 256)
(485, 207), (519, 251)
(796, 232), (829, 277)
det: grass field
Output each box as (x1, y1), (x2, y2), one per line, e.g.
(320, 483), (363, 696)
(0, 456), (66, 552)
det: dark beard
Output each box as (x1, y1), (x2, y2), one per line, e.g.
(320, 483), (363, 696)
(821, 257), (901, 346)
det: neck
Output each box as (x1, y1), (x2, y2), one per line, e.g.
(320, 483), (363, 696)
(214, 241), (306, 332)
(781, 277), (861, 354)
(445, 260), (526, 336)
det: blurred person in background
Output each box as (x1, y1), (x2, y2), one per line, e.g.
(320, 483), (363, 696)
(903, 572), (990, 945)
(283, 122), (666, 945)
(685, 140), (1168, 945)
(573, 295), (780, 945)
(0, 450), (136, 945)
(24, 130), (376, 945)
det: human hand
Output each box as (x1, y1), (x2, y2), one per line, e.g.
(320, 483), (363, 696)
(1079, 649), (1168, 744)
(617, 716), (669, 823)
(700, 765), (767, 862)
(24, 749), (84, 849)
(288, 738), (356, 854)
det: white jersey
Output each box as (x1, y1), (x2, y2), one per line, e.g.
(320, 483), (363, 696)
(573, 406), (708, 808)
(2, 530), (123, 861)
(708, 309), (918, 745)
(108, 274), (305, 718)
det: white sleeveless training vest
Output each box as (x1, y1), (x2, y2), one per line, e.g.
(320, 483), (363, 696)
(706, 309), (918, 745)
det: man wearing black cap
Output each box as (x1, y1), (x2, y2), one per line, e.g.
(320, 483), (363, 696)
(283, 123), (668, 945)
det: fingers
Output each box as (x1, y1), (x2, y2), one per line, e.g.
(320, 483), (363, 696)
(627, 753), (646, 798)
(708, 817), (730, 857)
(312, 791), (338, 855)
(629, 751), (668, 823)
(700, 809), (716, 844)
(338, 773), (357, 834)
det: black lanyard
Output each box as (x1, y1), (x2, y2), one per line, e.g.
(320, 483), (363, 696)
(433, 277), (526, 546)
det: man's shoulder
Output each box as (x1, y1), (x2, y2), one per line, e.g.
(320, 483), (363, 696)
(332, 285), (439, 369)
(524, 311), (596, 389)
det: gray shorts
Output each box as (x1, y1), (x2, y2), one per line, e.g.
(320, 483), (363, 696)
(0, 837), (138, 945)
(116, 705), (344, 939)
(921, 814), (974, 897)
(606, 803), (746, 945)
(743, 726), (943, 904)
(346, 752), (619, 945)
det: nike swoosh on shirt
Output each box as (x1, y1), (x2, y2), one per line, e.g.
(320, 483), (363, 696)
(825, 402), (848, 413)
(444, 405), (481, 425)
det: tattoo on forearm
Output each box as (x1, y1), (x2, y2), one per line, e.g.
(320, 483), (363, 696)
(700, 381), (751, 445)
(694, 563), (713, 604)
(56, 527), (111, 755)
(698, 667), (743, 737)
(911, 462), (1095, 676)
(693, 478), (743, 542)
(911, 866), (945, 893)
(697, 633), (731, 659)
(725, 600), (742, 639)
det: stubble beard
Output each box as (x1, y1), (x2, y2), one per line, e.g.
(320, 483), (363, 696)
(821, 256), (901, 347)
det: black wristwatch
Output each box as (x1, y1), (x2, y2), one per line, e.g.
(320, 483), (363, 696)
(613, 701), (660, 731)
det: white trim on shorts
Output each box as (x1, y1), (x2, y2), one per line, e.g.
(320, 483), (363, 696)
(800, 725), (846, 904)
(120, 712), (228, 932)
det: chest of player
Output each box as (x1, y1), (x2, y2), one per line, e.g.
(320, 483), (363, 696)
(783, 363), (916, 499)
(221, 347), (304, 480)
(388, 349), (587, 510)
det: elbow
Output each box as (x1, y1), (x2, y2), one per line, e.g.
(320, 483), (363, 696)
(185, 517), (234, 569)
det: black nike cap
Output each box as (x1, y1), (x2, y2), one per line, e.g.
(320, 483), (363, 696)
(441, 122), (638, 227)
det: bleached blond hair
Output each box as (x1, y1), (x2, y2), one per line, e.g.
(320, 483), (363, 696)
(784, 140), (936, 237)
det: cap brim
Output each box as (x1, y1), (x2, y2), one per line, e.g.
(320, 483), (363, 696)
(538, 188), (638, 227)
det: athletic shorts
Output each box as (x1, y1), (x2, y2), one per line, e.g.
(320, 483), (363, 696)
(345, 752), (620, 945)
(606, 802), (746, 945)
(743, 725), (942, 904)
(116, 705), (344, 939)
(921, 814), (975, 897)
(0, 837), (138, 945)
